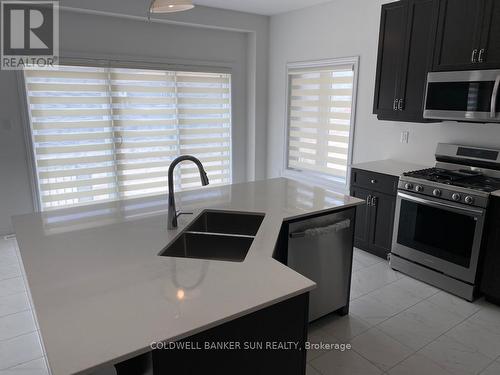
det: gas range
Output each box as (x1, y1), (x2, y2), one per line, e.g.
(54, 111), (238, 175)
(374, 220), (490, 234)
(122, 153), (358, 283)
(399, 167), (500, 208)
(391, 143), (500, 301)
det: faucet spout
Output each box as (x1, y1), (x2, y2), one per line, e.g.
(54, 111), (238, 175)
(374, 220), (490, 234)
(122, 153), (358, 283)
(167, 155), (209, 230)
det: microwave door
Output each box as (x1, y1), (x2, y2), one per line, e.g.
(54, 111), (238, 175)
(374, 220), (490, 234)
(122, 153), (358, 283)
(423, 70), (500, 122)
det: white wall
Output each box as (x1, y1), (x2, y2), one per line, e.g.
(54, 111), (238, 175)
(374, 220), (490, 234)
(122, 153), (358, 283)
(267, 0), (500, 179)
(0, 3), (269, 236)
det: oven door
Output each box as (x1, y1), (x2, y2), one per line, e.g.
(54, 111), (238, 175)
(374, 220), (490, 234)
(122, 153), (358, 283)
(392, 191), (486, 283)
(423, 70), (500, 122)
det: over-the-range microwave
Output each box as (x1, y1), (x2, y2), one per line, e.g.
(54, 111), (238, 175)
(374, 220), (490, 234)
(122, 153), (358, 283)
(423, 69), (500, 123)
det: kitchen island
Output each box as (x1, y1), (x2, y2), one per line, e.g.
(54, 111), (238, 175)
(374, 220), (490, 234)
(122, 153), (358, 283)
(13, 178), (363, 375)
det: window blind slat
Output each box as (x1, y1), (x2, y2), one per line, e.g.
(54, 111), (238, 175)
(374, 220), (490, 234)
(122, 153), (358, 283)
(25, 65), (232, 210)
(39, 166), (115, 179)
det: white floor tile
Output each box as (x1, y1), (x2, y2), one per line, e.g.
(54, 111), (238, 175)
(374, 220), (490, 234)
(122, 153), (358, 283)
(427, 291), (482, 319)
(0, 278), (26, 298)
(420, 335), (492, 375)
(0, 253), (18, 268)
(0, 332), (43, 370)
(310, 347), (382, 375)
(349, 285), (365, 301)
(446, 306), (500, 359)
(351, 259), (364, 272)
(349, 293), (402, 326)
(0, 293), (30, 318)
(0, 241), (15, 255)
(388, 352), (455, 375)
(480, 360), (500, 375)
(0, 358), (49, 375)
(360, 281), (424, 314)
(10, 358), (47, 370)
(0, 264), (21, 282)
(306, 364), (321, 375)
(389, 276), (440, 299)
(0, 368), (48, 375)
(351, 262), (402, 296)
(315, 313), (371, 342)
(378, 300), (464, 350)
(353, 249), (384, 268)
(307, 323), (337, 361)
(350, 327), (413, 372)
(0, 311), (36, 341)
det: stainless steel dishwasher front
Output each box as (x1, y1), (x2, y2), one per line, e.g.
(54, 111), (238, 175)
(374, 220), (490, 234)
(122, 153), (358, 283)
(287, 208), (355, 322)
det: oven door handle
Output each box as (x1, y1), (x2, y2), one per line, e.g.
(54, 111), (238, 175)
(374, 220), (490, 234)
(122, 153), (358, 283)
(397, 192), (484, 216)
(491, 75), (500, 118)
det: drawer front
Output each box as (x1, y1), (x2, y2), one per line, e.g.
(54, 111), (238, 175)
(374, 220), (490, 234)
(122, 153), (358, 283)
(351, 168), (398, 195)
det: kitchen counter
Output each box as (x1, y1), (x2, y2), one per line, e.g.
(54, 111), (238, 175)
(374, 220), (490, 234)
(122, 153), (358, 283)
(13, 177), (363, 375)
(351, 159), (430, 177)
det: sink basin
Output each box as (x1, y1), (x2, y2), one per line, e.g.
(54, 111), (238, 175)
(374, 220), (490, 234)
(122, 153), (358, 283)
(160, 232), (254, 262)
(185, 210), (265, 236)
(159, 210), (264, 262)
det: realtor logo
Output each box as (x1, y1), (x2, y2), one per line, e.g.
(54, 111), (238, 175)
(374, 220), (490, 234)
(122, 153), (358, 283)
(1, 1), (59, 70)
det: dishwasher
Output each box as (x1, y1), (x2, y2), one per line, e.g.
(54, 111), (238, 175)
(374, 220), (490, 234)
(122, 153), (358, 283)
(287, 208), (355, 322)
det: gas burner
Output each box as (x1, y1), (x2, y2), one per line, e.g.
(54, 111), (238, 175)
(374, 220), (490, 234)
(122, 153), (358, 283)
(404, 168), (482, 181)
(403, 168), (500, 193)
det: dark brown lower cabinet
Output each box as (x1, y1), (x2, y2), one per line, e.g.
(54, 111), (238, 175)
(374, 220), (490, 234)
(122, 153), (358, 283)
(115, 293), (309, 375)
(350, 169), (398, 259)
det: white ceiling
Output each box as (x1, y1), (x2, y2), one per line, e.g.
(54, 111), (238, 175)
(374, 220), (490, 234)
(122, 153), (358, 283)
(193, 0), (333, 16)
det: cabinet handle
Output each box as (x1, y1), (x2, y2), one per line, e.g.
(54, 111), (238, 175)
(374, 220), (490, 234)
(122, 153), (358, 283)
(479, 49), (486, 63)
(393, 99), (398, 111)
(371, 179), (377, 184)
(371, 196), (378, 207)
(398, 99), (404, 111)
(471, 49), (478, 63)
(366, 195), (372, 206)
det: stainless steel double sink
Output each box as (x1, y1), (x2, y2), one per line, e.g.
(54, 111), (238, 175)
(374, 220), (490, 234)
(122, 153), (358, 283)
(159, 210), (265, 262)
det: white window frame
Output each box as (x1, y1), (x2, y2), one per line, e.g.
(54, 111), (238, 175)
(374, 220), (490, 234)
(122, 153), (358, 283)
(19, 57), (234, 211)
(282, 56), (359, 193)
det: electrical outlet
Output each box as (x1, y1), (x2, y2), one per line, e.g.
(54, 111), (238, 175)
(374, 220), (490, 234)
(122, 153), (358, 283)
(400, 131), (409, 144)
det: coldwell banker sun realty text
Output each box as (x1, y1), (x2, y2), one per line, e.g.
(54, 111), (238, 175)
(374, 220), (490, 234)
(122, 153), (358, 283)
(1, 0), (59, 70)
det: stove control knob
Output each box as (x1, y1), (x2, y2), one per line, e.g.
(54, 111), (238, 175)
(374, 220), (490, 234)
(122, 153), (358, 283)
(433, 189), (442, 197)
(465, 196), (474, 205)
(415, 185), (424, 192)
(404, 183), (413, 190)
(452, 193), (461, 201)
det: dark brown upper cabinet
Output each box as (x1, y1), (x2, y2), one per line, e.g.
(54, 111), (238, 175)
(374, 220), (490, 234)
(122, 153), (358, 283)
(479, 0), (500, 68)
(434, 0), (500, 70)
(373, 0), (440, 123)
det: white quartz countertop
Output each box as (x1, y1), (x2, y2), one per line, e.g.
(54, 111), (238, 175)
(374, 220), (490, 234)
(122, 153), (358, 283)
(13, 178), (363, 375)
(351, 159), (431, 177)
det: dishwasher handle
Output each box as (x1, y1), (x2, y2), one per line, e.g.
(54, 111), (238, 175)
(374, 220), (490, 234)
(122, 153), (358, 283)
(289, 219), (351, 239)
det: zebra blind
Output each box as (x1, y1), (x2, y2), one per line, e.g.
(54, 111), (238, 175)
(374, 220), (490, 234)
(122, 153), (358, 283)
(24, 65), (231, 210)
(287, 62), (356, 184)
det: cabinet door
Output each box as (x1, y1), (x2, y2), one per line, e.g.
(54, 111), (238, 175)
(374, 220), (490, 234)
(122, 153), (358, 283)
(433, 0), (483, 71)
(369, 192), (396, 259)
(373, 1), (409, 119)
(350, 187), (371, 251)
(479, 0), (500, 68)
(398, 0), (440, 122)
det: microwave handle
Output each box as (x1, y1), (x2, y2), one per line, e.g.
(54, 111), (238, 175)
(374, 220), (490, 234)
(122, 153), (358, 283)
(491, 75), (500, 118)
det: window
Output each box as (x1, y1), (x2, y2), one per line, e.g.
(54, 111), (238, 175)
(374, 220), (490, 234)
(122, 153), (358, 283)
(285, 58), (358, 187)
(24, 64), (232, 210)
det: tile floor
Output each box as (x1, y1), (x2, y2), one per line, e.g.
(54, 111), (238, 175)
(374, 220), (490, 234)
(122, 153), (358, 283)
(2, 237), (500, 374)
(307, 249), (500, 375)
